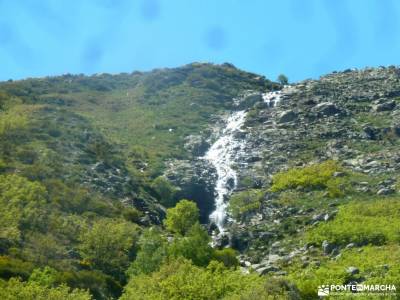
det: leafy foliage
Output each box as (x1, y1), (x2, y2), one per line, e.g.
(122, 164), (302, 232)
(169, 223), (213, 267)
(270, 160), (342, 193)
(126, 227), (168, 277)
(151, 176), (178, 207)
(288, 245), (400, 299)
(164, 199), (200, 235)
(0, 277), (92, 300)
(307, 198), (400, 246)
(120, 258), (276, 300)
(228, 189), (263, 220)
(78, 219), (139, 277)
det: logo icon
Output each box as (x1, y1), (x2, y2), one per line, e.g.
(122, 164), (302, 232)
(318, 285), (330, 297)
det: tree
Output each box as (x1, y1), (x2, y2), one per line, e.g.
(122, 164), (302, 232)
(29, 266), (58, 287)
(277, 74), (289, 85)
(120, 258), (270, 300)
(126, 227), (168, 277)
(169, 223), (212, 267)
(164, 200), (199, 235)
(78, 218), (138, 277)
(0, 175), (48, 245)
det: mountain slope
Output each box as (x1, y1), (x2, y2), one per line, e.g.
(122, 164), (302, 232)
(1, 64), (400, 299)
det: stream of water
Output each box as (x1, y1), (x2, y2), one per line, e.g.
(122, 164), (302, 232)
(204, 90), (283, 236)
(203, 110), (247, 234)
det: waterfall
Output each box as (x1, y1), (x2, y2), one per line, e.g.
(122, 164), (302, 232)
(203, 110), (247, 234)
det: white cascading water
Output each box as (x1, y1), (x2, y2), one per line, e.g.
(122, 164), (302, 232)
(204, 89), (286, 235)
(203, 110), (247, 234)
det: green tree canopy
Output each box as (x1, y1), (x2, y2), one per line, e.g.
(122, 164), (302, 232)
(169, 223), (212, 267)
(78, 218), (139, 277)
(126, 227), (168, 277)
(164, 199), (199, 235)
(0, 278), (91, 300)
(120, 258), (274, 300)
(277, 74), (289, 85)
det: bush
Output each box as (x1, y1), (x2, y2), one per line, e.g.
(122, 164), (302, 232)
(120, 258), (272, 300)
(288, 245), (400, 299)
(277, 74), (289, 85)
(212, 248), (239, 268)
(0, 278), (92, 300)
(57, 270), (121, 300)
(228, 189), (263, 220)
(270, 160), (342, 193)
(151, 176), (178, 207)
(307, 198), (400, 246)
(0, 256), (34, 280)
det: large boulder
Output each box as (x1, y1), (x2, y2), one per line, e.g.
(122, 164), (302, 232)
(373, 100), (396, 112)
(312, 102), (342, 116)
(278, 110), (298, 123)
(184, 135), (210, 157)
(235, 92), (263, 109)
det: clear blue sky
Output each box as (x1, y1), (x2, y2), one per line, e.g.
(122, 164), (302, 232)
(0, 0), (399, 82)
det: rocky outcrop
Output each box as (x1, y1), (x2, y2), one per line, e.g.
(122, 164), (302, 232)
(212, 67), (400, 259)
(165, 159), (217, 223)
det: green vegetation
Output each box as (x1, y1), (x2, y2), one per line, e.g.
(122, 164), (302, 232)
(271, 160), (344, 196)
(307, 198), (400, 246)
(1, 64), (399, 299)
(78, 219), (139, 278)
(277, 74), (289, 85)
(126, 228), (168, 277)
(151, 176), (178, 207)
(288, 244), (400, 299)
(0, 64), (278, 299)
(228, 189), (263, 220)
(121, 258), (291, 300)
(0, 277), (91, 300)
(164, 199), (200, 235)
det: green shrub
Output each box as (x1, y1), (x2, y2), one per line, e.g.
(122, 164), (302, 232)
(151, 176), (178, 207)
(271, 160), (342, 192)
(169, 223), (213, 267)
(228, 189), (263, 220)
(0, 256), (34, 280)
(57, 270), (121, 300)
(120, 258), (274, 300)
(78, 218), (139, 277)
(307, 198), (400, 246)
(212, 248), (239, 268)
(288, 245), (400, 299)
(0, 278), (92, 300)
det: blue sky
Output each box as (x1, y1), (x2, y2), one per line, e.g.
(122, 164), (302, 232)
(0, 0), (399, 82)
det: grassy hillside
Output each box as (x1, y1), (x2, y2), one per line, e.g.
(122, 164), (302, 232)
(0, 63), (279, 299)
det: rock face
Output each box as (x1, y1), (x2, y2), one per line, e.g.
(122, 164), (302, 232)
(165, 159), (217, 223)
(184, 135), (210, 157)
(204, 66), (400, 260)
(234, 92), (263, 109)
